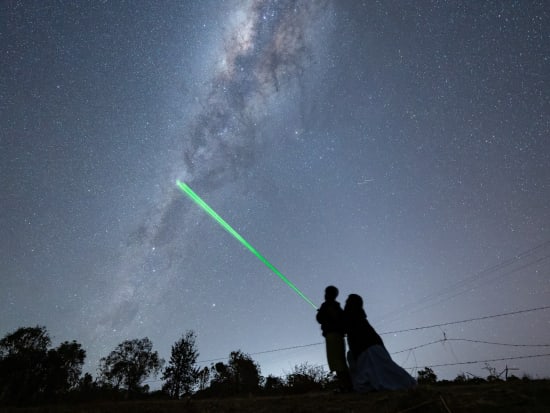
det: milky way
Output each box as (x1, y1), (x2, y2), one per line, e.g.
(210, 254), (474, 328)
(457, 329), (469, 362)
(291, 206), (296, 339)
(92, 0), (331, 346)
(184, 0), (327, 188)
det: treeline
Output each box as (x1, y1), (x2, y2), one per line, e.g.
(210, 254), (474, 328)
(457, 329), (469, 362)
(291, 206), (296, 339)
(0, 326), (332, 405)
(0, 326), (532, 405)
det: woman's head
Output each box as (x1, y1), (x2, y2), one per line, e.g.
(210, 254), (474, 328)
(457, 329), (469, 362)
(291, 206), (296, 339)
(345, 294), (364, 311)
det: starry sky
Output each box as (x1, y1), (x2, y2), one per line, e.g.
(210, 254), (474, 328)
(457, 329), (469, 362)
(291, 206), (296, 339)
(1, 1), (549, 383)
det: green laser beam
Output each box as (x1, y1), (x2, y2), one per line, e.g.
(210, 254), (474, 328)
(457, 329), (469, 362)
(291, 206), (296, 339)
(176, 180), (317, 310)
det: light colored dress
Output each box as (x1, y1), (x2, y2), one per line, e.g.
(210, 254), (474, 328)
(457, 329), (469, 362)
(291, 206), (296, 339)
(347, 344), (417, 392)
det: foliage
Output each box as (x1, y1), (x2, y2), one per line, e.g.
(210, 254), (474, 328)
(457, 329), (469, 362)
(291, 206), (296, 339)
(3, 325), (545, 405)
(45, 340), (86, 396)
(209, 361), (231, 395)
(507, 374), (520, 382)
(417, 367), (438, 385)
(228, 350), (262, 394)
(264, 374), (285, 393)
(453, 373), (467, 383)
(197, 366), (211, 392)
(284, 362), (330, 393)
(208, 350), (262, 396)
(98, 337), (164, 393)
(161, 330), (200, 398)
(0, 325), (51, 358)
(0, 326), (85, 404)
(77, 372), (97, 396)
(453, 372), (486, 385)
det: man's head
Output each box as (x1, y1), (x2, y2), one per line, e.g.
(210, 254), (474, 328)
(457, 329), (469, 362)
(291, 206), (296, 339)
(324, 285), (339, 301)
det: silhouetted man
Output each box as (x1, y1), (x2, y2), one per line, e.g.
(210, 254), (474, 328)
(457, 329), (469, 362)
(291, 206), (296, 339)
(316, 285), (352, 392)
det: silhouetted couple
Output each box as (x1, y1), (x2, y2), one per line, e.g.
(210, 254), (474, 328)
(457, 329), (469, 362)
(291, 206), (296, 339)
(316, 285), (416, 393)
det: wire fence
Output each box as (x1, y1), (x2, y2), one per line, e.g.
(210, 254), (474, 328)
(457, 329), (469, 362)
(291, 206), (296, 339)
(140, 241), (550, 384)
(196, 304), (550, 363)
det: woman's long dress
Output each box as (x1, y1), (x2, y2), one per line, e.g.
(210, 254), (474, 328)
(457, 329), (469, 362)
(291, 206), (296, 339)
(347, 344), (417, 392)
(345, 309), (416, 392)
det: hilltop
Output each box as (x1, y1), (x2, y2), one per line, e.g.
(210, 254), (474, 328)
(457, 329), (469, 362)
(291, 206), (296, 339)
(2, 380), (548, 413)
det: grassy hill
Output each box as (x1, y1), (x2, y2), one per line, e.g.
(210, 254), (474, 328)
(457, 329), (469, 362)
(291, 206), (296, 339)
(1, 380), (548, 413)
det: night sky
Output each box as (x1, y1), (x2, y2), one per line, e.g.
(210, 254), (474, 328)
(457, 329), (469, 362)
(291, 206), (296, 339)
(2, 1), (549, 383)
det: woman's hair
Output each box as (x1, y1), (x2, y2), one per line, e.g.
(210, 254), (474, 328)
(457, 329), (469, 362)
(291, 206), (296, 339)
(346, 293), (363, 308)
(345, 294), (367, 318)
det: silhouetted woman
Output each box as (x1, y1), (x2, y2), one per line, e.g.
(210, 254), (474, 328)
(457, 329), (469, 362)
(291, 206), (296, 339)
(344, 294), (416, 392)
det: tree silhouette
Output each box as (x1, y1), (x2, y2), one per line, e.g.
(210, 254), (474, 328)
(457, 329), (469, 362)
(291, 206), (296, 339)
(227, 350), (262, 394)
(0, 326), (50, 402)
(0, 326), (85, 403)
(210, 361), (232, 395)
(417, 367), (438, 384)
(0, 325), (50, 358)
(45, 340), (86, 397)
(208, 350), (262, 396)
(161, 330), (200, 398)
(264, 374), (284, 393)
(98, 337), (164, 393)
(284, 362), (329, 393)
(197, 366), (210, 392)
